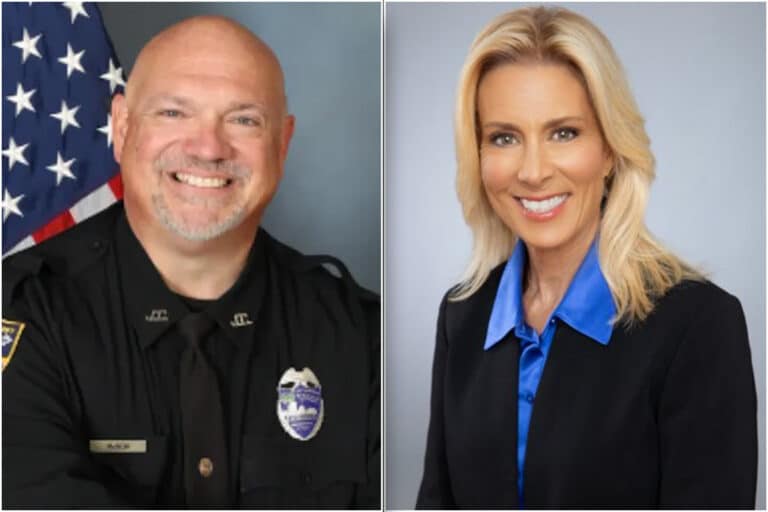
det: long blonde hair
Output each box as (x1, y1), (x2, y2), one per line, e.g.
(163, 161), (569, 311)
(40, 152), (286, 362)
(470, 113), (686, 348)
(452, 6), (701, 326)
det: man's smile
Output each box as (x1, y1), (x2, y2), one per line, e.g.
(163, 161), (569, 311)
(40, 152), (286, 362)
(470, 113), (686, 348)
(171, 171), (233, 188)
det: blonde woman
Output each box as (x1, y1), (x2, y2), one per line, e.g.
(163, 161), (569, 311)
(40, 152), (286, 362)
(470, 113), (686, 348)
(416, 7), (756, 509)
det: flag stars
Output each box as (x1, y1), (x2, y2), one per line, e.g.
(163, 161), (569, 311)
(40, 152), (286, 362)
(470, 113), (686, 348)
(100, 59), (125, 93)
(62, 2), (89, 24)
(98, 114), (113, 147)
(6, 83), (36, 117)
(2, 189), (25, 222)
(46, 152), (77, 185)
(50, 100), (81, 134)
(58, 43), (86, 78)
(12, 28), (42, 63)
(2, 138), (30, 170)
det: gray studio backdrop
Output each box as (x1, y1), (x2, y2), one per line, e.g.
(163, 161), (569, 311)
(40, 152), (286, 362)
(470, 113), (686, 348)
(99, 2), (380, 293)
(386, 2), (765, 509)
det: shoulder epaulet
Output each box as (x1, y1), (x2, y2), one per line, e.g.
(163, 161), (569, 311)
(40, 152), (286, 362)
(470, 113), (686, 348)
(303, 254), (380, 303)
(2, 251), (45, 306)
(2, 202), (122, 303)
(263, 229), (379, 303)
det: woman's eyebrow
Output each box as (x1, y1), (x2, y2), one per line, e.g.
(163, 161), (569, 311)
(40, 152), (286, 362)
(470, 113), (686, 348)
(481, 116), (585, 132)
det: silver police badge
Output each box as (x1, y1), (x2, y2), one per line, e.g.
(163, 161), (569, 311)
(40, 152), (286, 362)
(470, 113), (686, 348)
(276, 367), (324, 441)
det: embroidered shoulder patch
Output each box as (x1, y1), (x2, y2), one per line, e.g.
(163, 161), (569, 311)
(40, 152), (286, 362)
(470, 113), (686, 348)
(2, 319), (25, 370)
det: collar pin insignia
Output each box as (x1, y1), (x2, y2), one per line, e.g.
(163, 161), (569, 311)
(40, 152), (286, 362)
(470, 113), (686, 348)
(145, 309), (169, 322)
(230, 312), (254, 327)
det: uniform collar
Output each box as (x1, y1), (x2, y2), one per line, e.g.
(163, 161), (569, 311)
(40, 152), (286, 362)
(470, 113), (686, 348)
(484, 235), (616, 350)
(116, 211), (267, 349)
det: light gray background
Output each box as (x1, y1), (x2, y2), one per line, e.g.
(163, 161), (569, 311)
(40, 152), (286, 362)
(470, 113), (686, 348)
(100, 2), (381, 292)
(386, 2), (765, 508)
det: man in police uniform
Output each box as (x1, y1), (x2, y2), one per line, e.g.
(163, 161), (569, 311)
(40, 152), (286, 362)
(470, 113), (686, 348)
(2, 16), (379, 508)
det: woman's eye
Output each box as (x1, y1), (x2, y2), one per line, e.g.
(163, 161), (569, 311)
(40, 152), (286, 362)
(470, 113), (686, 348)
(552, 127), (578, 141)
(490, 133), (517, 146)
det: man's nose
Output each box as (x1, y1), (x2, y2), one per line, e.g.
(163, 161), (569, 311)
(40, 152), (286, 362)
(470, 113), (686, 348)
(183, 118), (234, 162)
(516, 142), (553, 185)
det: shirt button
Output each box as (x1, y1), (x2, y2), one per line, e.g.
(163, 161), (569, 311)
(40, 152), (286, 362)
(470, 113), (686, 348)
(198, 457), (214, 478)
(526, 393), (535, 403)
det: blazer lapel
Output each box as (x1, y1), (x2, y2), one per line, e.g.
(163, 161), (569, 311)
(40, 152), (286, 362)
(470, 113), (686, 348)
(445, 313), (521, 508)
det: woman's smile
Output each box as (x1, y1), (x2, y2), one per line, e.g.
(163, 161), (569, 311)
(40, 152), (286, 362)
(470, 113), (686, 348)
(516, 193), (570, 220)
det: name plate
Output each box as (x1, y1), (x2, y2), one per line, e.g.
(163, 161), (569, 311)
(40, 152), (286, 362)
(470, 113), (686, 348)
(89, 439), (147, 454)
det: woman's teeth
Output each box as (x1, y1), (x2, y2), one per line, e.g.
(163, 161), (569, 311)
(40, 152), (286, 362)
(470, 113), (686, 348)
(520, 194), (568, 213)
(173, 172), (229, 188)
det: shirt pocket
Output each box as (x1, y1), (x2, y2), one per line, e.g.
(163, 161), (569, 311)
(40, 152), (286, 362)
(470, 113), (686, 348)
(89, 434), (168, 505)
(239, 432), (366, 508)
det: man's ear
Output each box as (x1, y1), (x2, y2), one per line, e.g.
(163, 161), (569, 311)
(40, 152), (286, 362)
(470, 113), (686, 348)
(111, 93), (129, 163)
(279, 114), (296, 165)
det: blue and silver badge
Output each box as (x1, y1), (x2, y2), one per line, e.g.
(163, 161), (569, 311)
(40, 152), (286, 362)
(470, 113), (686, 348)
(277, 367), (324, 441)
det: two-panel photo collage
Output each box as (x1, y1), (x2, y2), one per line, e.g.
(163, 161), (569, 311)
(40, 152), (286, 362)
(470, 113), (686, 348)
(1, 1), (765, 510)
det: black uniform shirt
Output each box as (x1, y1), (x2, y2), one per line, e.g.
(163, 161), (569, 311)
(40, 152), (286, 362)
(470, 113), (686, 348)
(2, 202), (380, 508)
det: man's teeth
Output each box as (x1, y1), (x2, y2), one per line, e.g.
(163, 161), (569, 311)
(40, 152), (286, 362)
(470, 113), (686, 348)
(174, 172), (228, 188)
(520, 194), (568, 213)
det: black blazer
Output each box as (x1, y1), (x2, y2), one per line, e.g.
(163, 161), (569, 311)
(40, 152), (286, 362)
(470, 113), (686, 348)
(416, 265), (757, 509)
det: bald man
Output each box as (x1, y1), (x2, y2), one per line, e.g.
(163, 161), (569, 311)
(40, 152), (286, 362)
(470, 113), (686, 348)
(2, 16), (380, 508)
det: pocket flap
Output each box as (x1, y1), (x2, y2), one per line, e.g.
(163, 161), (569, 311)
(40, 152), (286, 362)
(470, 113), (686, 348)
(240, 433), (366, 492)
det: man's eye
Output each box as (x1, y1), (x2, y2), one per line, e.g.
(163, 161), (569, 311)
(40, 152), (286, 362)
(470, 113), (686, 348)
(490, 133), (517, 147)
(158, 109), (183, 118)
(552, 127), (579, 142)
(233, 116), (261, 127)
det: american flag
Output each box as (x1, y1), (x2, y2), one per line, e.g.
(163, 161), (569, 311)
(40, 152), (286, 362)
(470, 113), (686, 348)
(2, 2), (123, 256)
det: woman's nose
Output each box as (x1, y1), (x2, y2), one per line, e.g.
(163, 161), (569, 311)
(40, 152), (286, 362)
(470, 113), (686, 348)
(516, 144), (553, 186)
